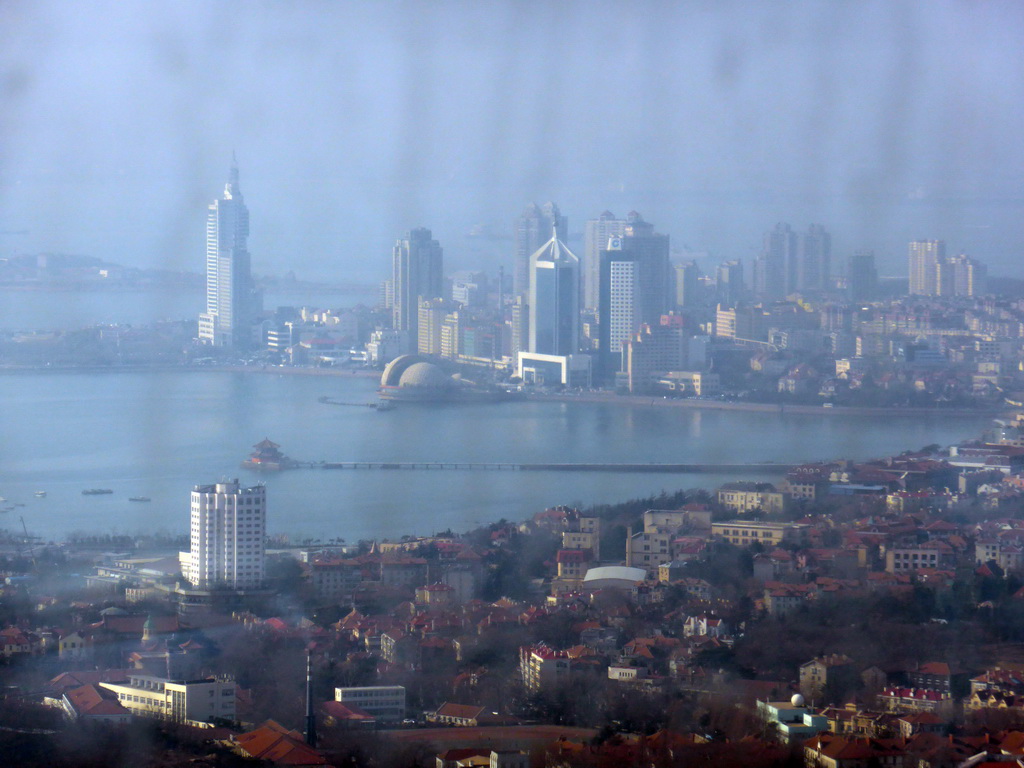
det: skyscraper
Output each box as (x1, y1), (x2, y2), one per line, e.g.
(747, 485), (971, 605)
(945, 253), (987, 297)
(198, 158), (262, 348)
(673, 261), (700, 309)
(716, 260), (744, 305)
(754, 223), (832, 298)
(514, 203), (567, 299)
(583, 211), (630, 311)
(392, 228), (444, 352)
(797, 224), (831, 292)
(182, 479), (266, 590)
(754, 223), (796, 299)
(846, 251), (877, 302)
(908, 240), (946, 296)
(597, 215), (670, 379)
(528, 225), (579, 356)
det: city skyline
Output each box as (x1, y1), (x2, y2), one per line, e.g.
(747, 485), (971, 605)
(2, 3), (1023, 283)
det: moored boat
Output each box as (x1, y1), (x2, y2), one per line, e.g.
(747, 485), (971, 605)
(82, 489), (113, 495)
(128, 496), (151, 502)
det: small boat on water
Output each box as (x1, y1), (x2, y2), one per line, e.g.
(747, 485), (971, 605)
(34, 491), (46, 497)
(128, 496), (151, 502)
(82, 489), (113, 495)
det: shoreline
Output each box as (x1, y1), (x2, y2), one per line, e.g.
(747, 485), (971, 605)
(529, 391), (1003, 418)
(0, 364), (1005, 418)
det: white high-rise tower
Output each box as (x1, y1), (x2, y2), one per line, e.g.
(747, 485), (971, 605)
(198, 157), (262, 348)
(182, 479), (266, 590)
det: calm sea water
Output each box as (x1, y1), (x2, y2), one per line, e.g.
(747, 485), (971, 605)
(0, 371), (991, 543)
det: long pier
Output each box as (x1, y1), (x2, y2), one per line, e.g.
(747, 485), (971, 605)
(316, 461), (792, 474)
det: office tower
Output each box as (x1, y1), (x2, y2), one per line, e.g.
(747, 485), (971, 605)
(797, 224), (831, 291)
(597, 215), (672, 378)
(674, 261), (700, 309)
(847, 251), (877, 302)
(184, 479), (265, 590)
(514, 203), (567, 299)
(754, 223), (796, 299)
(197, 158), (262, 348)
(946, 254), (987, 297)
(908, 240), (946, 296)
(716, 260), (744, 305)
(528, 226), (579, 356)
(392, 228), (444, 351)
(583, 211), (630, 310)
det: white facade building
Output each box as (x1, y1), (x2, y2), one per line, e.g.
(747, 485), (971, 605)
(100, 674), (236, 724)
(182, 480), (266, 590)
(198, 158), (262, 348)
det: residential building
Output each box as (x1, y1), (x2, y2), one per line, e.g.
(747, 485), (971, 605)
(99, 674), (236, 724)
(800, 654), (856, 703)
(181, 479), (266, 590)
(334, 686), (406, 722)
(519, 643), (571, 694)
(717, 482), (789, 514)
(393, 228), (444, 352)
(656, 370), (720, 396)
(711, 521), (809, 547)
(197, 158), (262, 348)
(908, 240), (946, 296)
(622, 319), (688, 393)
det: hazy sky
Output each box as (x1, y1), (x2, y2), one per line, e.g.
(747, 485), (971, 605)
(2, 0), (1023, 282)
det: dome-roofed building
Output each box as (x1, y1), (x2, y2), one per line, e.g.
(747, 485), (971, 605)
(398, 361), (451, 390)
(378, 355), (522, 404)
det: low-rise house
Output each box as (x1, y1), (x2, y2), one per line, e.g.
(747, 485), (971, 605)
(427, 702), (511, 727)
(59, 683), (132, 724)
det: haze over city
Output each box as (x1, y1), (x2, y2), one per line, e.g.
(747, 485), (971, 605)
(3, 1), (1024, 281)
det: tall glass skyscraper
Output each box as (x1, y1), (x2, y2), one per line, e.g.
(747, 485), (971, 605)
(198, 158), (262, 348)
(392, 227), (444, 352)
(528, 226), (579, 356)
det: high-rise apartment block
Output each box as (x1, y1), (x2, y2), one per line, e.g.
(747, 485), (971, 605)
(528, 226), (579, 356)
(182, 480), (266, 590)
(198, 159), (262, 348)
(514, 203), (566, 299)
(392, 228), (444, 352)
(754, 223), (831, 298)
(908, 241), (986, 297)
(908, 240), (946, 296)
(946, 254), (987, 297)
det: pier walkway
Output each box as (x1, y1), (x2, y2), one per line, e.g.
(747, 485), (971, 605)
(315, 461), (792, 474)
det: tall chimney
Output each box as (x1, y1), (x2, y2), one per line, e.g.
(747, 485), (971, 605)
(304, 648), (317, 747)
